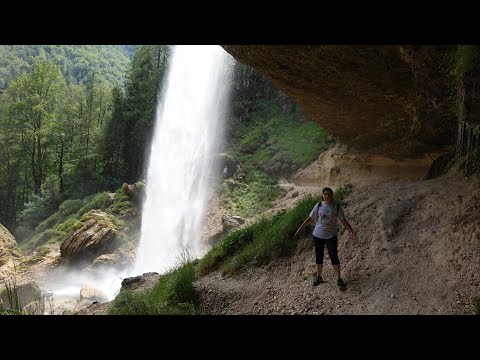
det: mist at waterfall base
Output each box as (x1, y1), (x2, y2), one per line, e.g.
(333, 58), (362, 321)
(133, 45), (233, 276)
(39, 264), (125, 305)
(38, 46), (233, 308)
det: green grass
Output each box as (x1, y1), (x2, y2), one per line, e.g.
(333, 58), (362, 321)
(21, 229), (68, 252)
(229, 105), (333, 168)
(107, 261), (197, 315)
(266, 115), (333, 169)
(76, 192), (112, 217)
(0, 274), (51, 315)
(56, 216), (82, 233)
(230, 105), (333, 172)
(197, 195), (321, 276)
(0, 278), (22, 315)
(109, 183), (134, 216)
(222, 170), (280, 217)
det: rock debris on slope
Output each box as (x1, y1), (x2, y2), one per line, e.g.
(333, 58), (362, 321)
(195, 170), (480, 315)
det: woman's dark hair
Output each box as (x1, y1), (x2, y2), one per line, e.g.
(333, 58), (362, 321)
(322, 187), (333, 196)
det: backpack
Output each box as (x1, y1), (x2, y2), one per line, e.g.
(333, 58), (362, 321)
(315, 202), (341, 232)
(315, 201), (340, 217)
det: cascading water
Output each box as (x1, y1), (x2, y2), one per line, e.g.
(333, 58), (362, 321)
(132, 45), (233, 276)
(37, 46), (233, 312)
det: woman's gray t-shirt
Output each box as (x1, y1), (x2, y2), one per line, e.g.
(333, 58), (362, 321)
(309, 201), (345, 239)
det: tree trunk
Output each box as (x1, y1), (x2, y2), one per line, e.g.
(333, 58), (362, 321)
(58, 138), (64, 193)
(31, 135), (40, 194)
(36, 134), (42, 193)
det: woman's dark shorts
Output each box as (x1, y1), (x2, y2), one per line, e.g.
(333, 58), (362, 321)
(312, 235), (340, 265)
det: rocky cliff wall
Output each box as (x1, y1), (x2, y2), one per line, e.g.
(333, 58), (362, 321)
(223, 45), (454, 159)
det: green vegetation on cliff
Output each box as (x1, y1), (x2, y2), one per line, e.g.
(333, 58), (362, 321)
(222, 100), (333, 218)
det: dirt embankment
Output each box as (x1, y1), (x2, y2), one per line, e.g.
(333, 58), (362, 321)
(195, 157), (480, 315)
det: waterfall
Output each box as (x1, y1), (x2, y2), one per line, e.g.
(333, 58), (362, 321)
(132, 45), (233, 275)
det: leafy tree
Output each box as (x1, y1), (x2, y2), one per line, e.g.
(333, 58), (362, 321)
(62, 72), (112, 198)
(0, 94), (24, 227)
(0, 47), (131, 229)
(5, 59), (66, 195)
(101, 86), (127, 184)
(123, 45), (170, 182)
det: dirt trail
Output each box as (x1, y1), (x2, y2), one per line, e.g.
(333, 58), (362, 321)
(195, 170), (480, 315)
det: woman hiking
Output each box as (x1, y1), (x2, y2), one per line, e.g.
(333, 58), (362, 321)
(294, 187), (357, 291)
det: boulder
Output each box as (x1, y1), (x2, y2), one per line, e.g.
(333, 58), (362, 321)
(60, 211), (118, 264)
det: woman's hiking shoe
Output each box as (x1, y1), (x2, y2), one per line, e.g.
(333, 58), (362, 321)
(313, 276), (325, 286)
(337, 278), (347, 291)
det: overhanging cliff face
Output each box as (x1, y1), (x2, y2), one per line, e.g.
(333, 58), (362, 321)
(223, 45), (454, 159)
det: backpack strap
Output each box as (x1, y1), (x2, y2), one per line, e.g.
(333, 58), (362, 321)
(316, 202), (340, 216)
(313, 202), (321, 218)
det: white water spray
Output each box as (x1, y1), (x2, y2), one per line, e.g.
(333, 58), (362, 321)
(133, 45), (233, 275)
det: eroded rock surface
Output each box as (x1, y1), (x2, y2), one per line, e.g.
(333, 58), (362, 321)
(223, 45), (453, 158)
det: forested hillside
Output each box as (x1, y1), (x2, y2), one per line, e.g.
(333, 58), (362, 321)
(0, 45), (167, 236)
(0, 45), (136, 90)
